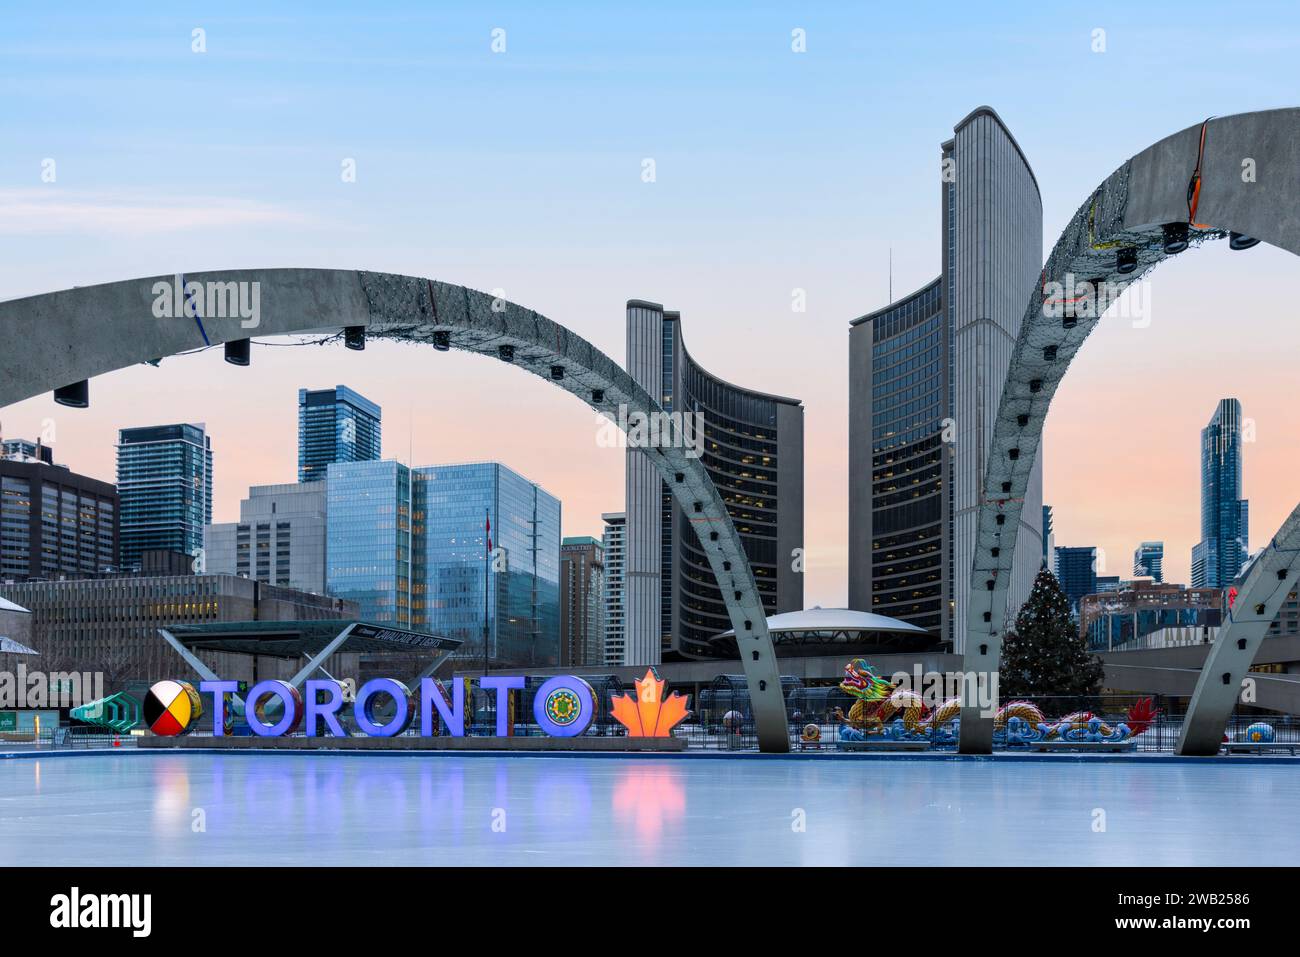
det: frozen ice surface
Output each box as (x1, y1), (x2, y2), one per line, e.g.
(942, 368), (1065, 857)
(1, 753), (1296, 866)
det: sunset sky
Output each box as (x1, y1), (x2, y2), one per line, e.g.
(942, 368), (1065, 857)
(3, 2), (1299, 604)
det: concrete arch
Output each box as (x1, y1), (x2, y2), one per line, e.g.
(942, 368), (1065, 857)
(0, 268), (792, 752)
(960, 108), (1300, 753)
(1177, 503), (1300, 754)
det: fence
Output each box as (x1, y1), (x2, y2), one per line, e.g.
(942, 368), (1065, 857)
(0, 726), (139, 750)
(11, 690), (1300, 755)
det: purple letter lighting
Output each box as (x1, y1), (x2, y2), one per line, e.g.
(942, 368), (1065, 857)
(479, 675), (525, 736)
(420, 678), (466, 737)
(354, 678), (415, 737)
(199, 680), (240, 736)
(246, 680), (303, 737)
(305, 679), (347, 737)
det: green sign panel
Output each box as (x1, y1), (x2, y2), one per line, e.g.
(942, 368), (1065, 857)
(0, 712), (15, 732)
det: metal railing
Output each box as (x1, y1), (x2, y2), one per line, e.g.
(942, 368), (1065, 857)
(13, 694), (1300, 755)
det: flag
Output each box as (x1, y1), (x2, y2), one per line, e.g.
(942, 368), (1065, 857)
(486, 513), (492, 553)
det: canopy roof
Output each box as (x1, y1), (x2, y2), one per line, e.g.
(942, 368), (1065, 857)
(164, 620), (462, 659)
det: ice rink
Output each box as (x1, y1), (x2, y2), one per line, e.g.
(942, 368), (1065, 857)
(1, 752), (1296, 866)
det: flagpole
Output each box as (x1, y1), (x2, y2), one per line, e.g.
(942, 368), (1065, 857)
(483, 506), (490, 678)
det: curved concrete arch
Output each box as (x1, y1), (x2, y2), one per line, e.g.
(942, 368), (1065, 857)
(1177, 503), (1300, 754)
(0, 268), (792, 752)
(960, 108), (1300, 753)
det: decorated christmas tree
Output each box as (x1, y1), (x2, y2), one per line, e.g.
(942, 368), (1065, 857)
(999, 566), (1104, 711)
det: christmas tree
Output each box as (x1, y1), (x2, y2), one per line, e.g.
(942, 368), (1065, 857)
(999, 566), (1104, 711)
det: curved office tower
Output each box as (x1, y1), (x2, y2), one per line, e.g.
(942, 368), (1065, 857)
(626, 302), (804, 662)
(848, 279), (949, 635)
(849, 107), (1044, 651)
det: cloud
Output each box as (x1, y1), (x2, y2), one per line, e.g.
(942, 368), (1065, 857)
(0, 189), (310, 235)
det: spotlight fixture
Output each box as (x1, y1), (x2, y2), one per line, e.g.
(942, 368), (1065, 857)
(53, 380), (89, 408)
(224, 338), (251, 366)
(1116, 247), (1138, 274)
(432, 330), (451, 351)
(1229, 231), (1260, 251)
(498, 344), (514, 362)
(1162, 222), (1189, 255)
(344, 326), (366, 351)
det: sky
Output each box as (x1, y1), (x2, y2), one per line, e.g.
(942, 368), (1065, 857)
(2, 1), (1299, 603)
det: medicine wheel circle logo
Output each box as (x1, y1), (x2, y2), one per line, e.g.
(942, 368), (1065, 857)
(544, 688), (582, 727)
(143, 680), (203, 736)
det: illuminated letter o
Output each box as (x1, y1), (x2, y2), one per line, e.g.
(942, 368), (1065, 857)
(533, 676), (595, 737)
(355, 678), (415, 737)
(246, 680), (303, 737)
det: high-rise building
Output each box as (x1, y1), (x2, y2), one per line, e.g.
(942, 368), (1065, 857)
(415, 462), (560, 668)
(1, 437), (53, 464)
(324, 459), (561, 667)
(116, 424), (212, 573)
(601, 512), (626, 666)
(1042, 505), (1054, 568)
(297, 385), (382, 483)
(206, 482), (328, 593)
(560, 536), (604, 667)
(1133, 541), (1164, 582)
(1054, 546), (1098, 616)
(849, 107), (1044, 650)
(1192, 398), (1248, 588)
(325, 460), (413, 627)
(0, 451), (118, 582)
(625, 301), (804, 662)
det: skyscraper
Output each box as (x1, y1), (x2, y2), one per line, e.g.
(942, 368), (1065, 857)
(0, 447), (117, 581)
(1042, 505), (1055, 568)
(625, 301), (805, 662)
(325, 460), (412, 626)
(1191, 398), (1248, 588)
(415, 462), (560, 668)
(1133, 541), (1164, 582)
(298, 385), (382, 483)
(324, 459), (560, 666)
(116, 423), (212, 572)
(560, 536), (604, 667)
(849, 107), (1044, 650)
(601, 512), (626, 666)
(1054, 546), (1098, 616)
(1, 438), (53, 464)
(206, 482), (328, 593)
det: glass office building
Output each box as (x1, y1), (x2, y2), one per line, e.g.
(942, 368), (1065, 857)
(1133, 541), (1164, 582)
(1054, 546), (1098, 616)
(298, 385), (382, 483)
(116, 423), (212, 572)
(415, 463), (560, 668)
(325, 460), (412, 625)
(848, 279), (948, 634)
(848, 107), (1044, 651)
(324, 460), (560, 666)
(1191, 398), (1248, 588)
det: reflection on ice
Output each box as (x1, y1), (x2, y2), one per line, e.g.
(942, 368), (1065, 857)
(1, 754), (1296, 866)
